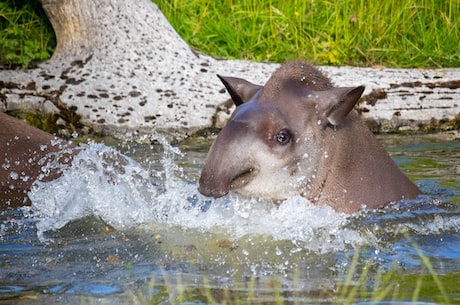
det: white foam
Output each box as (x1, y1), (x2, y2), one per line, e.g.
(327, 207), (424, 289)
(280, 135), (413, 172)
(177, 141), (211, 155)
(28, 140), (367, 252)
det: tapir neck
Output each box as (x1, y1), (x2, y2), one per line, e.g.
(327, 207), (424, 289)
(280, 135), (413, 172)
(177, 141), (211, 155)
(309, 112), (420, 213)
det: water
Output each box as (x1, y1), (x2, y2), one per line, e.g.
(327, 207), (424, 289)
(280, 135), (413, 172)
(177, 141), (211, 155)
(0, 133), (459, 304)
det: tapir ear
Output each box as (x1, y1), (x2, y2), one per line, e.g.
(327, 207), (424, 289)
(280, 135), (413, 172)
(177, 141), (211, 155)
(217, 75), (262, 106)
(324, 86), (365, 126)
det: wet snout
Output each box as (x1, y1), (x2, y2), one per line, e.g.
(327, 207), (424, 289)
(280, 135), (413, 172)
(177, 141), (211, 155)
(198, 123), (258, 198)
(199, 148), (259, 197)
(198, 169), (231, 198)
(198, 161), (258, 198)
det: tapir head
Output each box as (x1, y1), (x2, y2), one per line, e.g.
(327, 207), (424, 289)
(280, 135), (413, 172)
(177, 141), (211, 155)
(198, 61), (364, 201)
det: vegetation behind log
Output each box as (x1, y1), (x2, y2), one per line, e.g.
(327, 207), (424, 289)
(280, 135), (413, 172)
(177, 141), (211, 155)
(0, 0), (56, 68)
(1, 0), (459, 69)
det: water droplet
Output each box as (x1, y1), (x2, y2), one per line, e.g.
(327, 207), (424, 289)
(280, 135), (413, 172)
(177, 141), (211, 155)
(9, 172), (18, 180)
(275, 247), (282, 256)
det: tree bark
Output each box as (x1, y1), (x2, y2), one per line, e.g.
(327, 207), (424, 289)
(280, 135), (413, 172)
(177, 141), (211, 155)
(0, 0), (459, 139)
(41, 0), (99, 60)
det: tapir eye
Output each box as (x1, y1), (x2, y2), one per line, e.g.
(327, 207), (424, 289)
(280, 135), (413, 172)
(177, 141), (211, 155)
(275, 129), (292, 145)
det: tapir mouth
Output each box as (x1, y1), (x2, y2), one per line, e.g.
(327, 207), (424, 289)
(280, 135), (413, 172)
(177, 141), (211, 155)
(229, 167), (258, 190)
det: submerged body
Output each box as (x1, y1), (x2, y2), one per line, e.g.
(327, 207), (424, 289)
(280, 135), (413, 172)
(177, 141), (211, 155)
(199, 61), (420, 213)
(0, 112), (75, 208)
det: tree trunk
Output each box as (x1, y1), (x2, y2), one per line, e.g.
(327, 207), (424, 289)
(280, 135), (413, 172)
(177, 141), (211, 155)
(41, 0), (99, 60)
(0, 0), (459, 138)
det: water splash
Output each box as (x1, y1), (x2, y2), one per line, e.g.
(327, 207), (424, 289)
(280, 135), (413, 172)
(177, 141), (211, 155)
(27, 138), (355, 250)
(28, 137), (460, 254)
(29, 142), (162, 240)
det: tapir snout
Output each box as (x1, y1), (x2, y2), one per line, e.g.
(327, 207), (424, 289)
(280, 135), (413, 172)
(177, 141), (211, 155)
(199, 112), (262, 198)
(199, 61), (421, 213)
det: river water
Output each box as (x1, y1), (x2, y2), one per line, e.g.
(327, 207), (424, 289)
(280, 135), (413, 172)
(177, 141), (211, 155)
(0, 132), (459, 304)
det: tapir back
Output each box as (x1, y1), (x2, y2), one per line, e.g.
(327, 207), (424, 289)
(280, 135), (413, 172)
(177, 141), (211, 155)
(0, 112), (74, 207)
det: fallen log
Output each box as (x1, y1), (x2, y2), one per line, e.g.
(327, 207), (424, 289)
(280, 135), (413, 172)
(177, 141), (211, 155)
(0, 0), (459, 139)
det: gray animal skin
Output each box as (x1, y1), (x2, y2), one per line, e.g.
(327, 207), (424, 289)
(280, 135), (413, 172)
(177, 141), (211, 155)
(198, 61), (421, 213)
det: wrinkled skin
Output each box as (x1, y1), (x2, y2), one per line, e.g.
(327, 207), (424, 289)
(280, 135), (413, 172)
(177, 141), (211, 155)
(199, 61), (420, 213)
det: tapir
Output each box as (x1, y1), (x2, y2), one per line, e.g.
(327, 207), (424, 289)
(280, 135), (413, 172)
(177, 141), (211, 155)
(198, 61), (421, 213)
(0, 112), (75, 208)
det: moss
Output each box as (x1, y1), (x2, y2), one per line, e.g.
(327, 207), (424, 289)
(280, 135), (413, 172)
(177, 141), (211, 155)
(6, 107), (94, 139)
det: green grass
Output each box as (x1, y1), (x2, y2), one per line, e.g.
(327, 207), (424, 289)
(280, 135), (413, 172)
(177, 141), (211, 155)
(156, 0), (460, 68)
(122, 245), (458, 305)
(0, 0), (55, 68)
(1, 0), (459, 68)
